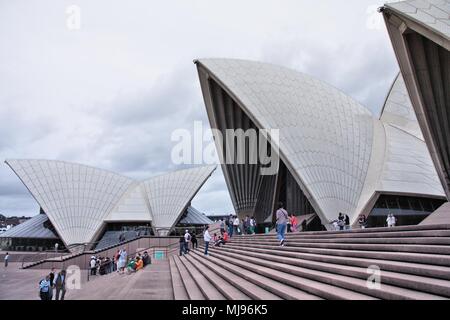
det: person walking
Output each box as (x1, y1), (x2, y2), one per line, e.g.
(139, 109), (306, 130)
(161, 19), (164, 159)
(220, 219), (226, 234)
(358, 215), (367, 229)
(113, 250), (120, 272)
(48, 268), (55, 300)
(179, 234), (186, 256)
(344, 214), (351, 230)
(387, 213), (397, 228)
(184, 230), (191, 254)
(53, 270), (66, 300)
(204, 226), (212, 256)
(338, 213), (345, 230)
(38, 275), (51, 300)
(228, 215), (234, 237)
(244, 216), (250, 234)
(4, 252), (9, 268)
(233, 216), (240, 236)
(276, 202), (289, 246)
(118, 249), (127, 274)
(90, 256), (97, 276)
(249, 217), (256, 235)
(191, 233), (198, 249)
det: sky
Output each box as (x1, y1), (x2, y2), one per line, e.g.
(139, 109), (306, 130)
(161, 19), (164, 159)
(0, 0), (399, 217)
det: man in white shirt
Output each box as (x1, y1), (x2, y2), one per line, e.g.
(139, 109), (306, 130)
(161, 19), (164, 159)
(203, 226), (212, 256)
(184, 230), (191, 254)
(233, 216), (240, 235)
(90, 256), (97, 276)
(387, 214), (396, 228)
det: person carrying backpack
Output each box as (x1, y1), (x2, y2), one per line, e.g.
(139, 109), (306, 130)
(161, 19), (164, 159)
(39, 275), (51, 300)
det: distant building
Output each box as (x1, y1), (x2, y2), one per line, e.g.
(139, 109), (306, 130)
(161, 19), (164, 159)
(2, 160), (216, 252)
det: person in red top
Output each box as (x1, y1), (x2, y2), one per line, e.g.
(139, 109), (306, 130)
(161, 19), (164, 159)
(223, 231), (229, 242)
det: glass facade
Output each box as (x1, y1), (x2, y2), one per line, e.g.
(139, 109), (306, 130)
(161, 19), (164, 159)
(367, 195), (446, 227)
(0, 237), (65, 252)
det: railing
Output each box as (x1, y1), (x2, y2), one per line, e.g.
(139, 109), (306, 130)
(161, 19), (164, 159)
(21, 251), (53, 269)
(21, 242), (98, 269)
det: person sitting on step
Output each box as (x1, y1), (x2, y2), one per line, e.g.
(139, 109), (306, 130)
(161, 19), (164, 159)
(135, 257), (144, 271)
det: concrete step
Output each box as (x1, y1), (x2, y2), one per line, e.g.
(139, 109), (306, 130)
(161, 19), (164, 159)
(215, 245), (450, 297)
(188, 251), (283, 300)
(172, 255), (205, 300)
(178, 255), (226, 300)
(191, 250), (324, 300)
(183, 254), (250, 300)
(240, 229), (450, 240)
(169, 256), (189, 300)
(197, 248), (373, 300)
(224, 243), (450, 281)
(226, 242), (450, 267)
(236, 236), (450, 245)
(207, 247), (446, 300)
(229, 239), (450, 255)
(241, 224), (450, 237)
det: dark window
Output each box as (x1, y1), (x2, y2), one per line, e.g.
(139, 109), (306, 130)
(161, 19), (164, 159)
(409, 198), (423, 211)
(421, 199), (433, 212)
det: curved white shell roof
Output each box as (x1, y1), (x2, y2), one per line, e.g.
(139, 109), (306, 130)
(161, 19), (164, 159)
(378, 124), (445, 197)
(380, 73), (424, 140)
(385, 0), (450, 40)
(142, 165), (216, 235)
(5, 159), (134, 246)
(196, 58), (445, 226)
(5, 159), (216, 246)
(197, 59), (374, 224)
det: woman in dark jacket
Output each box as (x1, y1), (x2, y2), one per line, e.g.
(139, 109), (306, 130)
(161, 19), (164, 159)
(191, 233), (198, 249)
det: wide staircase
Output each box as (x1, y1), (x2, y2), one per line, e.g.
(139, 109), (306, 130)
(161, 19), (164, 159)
(170, 224), (450, 300)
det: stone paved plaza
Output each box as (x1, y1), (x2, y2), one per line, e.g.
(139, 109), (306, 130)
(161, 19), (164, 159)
(0, 261), (173, 300)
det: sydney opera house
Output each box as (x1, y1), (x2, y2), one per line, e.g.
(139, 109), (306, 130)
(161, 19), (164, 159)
(382, 0), (450, 219)
(195, 58), (447, 230)
(0, 161), (215, 252)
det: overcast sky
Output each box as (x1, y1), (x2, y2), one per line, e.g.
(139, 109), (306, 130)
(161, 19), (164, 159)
(0, 0), (399, 217)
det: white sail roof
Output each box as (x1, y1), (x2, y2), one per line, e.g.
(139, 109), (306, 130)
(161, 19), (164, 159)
(142, 165), (216, 235)
(5, 159), (133, 246)
(196, 58), (445, 226)
(6, 159), (216, 245)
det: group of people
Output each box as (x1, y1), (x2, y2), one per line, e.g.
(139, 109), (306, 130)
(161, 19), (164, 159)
(124, 253), (148, 274)
(115, 249), (151, 275)
(222, 215), (256, 237)
(335, 212), (397, 230)
(178, 226), (230, 257)
(89, 256), (114, 276)
(179, 230), (198, 256)
(331, 213), (351, 231)
(38, 268), (67, 300)
(89, 249), (151, 276)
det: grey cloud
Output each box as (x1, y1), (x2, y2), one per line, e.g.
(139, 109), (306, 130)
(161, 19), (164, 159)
(0, 0), (400, 217)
